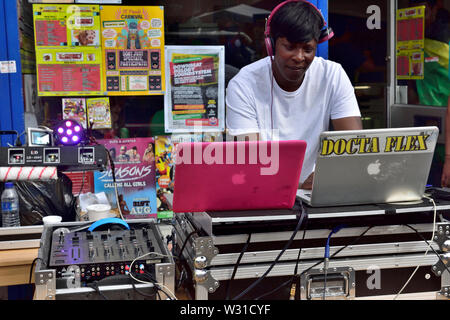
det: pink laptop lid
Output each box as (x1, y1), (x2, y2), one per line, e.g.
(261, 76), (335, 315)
(172, 140), (306, 213)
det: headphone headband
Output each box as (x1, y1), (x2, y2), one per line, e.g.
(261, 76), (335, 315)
(264, 0), (326, 37)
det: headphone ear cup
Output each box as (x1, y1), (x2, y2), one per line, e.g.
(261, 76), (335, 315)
(265, 36), (274, 57)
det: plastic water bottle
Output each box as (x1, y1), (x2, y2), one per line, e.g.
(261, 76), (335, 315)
(1, 182), (20, 227)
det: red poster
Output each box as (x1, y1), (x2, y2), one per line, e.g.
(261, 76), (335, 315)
(38, 64), (101, 92)
(35, 20), (67, 47)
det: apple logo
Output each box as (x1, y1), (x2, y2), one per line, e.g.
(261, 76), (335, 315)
(367, 160), (381, 176)
(232, 171), (246, 185)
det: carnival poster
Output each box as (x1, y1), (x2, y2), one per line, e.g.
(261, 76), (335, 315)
(100, 6), (165, 96)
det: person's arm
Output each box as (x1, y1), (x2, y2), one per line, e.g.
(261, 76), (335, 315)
(331, 116), (363, 131)
(441, 95), (450, 187)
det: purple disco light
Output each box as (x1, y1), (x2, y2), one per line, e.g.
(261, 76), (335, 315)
(54, 119), (85, 146)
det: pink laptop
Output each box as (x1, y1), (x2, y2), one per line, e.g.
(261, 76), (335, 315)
(172, 140), (306, 213)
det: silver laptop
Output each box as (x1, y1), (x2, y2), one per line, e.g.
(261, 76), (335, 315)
(297, 126), (439, 207)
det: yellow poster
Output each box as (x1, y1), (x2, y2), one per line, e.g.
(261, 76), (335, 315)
(33, 4), (103, 95)
(35, 46), (103, 96)
(100, 6), (165, 96)
(86, 97), (112, 129)
(396, 6), (425, 80)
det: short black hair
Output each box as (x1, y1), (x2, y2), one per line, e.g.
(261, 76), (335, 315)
(270, 1), (324, 44)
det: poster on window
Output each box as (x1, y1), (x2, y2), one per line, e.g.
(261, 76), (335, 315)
(100, 6), (165, 96)
(35, 47), (103, 96)
(33, 4), (104, 95)
(164, 46), (225, 133)
(86, 97), (112, 129)
(62, 98), (87, 128)
(396, 6), (425, 80)
(94, 138), (157, 220)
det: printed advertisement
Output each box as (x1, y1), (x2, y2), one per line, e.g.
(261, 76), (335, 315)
(94, 138), (157, 219)
(33, 4), (103, 95)
(155, 134), (203, 219)
(165, 46), (225, 133)
(100, 6), (165, 96)
(33, 4), (101, 48)
(62, 98), (87, 128)
(86, 97), (112, 129)
(36, 46), (103, 96)
(396, 6), (425, 80)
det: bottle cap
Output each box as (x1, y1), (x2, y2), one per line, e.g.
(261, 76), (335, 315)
(4, 182), (14, 188)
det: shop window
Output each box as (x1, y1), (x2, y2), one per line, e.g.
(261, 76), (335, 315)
(396, 0), (450, 108)
(329, 0), (388, 129)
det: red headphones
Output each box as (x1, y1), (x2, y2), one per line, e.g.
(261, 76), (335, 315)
(264, 0), (334, 58)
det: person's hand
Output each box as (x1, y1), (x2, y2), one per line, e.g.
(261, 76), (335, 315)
(441, 159), (450, 187)
(300, 172), (314, 190)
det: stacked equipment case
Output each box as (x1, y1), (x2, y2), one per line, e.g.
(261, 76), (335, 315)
(173, 193), (450, 300)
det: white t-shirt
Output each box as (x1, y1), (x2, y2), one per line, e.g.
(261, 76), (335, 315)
(226, 56), (361, 183)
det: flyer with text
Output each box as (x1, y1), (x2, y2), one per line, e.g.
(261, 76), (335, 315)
(94, 138), (157, 219)
(165, 46), (225, 133)
(100, 6), (165, 96)
(396, 6), (425, 80)
(33, 4), (103, 95)
(86, 97), (112, 129)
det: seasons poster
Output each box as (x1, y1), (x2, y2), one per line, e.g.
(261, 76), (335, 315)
(100, 6), (165, 95)
(94, 138), (157, 219)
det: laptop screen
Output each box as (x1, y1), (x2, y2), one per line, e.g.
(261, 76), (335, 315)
(172, 140), (307, 212)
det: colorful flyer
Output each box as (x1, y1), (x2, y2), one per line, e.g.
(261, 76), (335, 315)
(154, 134), (203, 219)
(62, 98), (87, 128)
(396, 6), (425, 80)
(94, 138), (157, 219)
(33, 4), (103, 96)
(165, 46), (225, 133)
(86, 97), (112, 129)
(100, 6), (165, 96)
(36, 46), (103, 96)
(33, 4), (101, 48)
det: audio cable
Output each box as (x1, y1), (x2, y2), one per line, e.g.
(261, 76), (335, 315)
(232, 204), (306, 300)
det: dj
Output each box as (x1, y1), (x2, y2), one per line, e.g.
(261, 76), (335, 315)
(226, 0), (362, 189)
